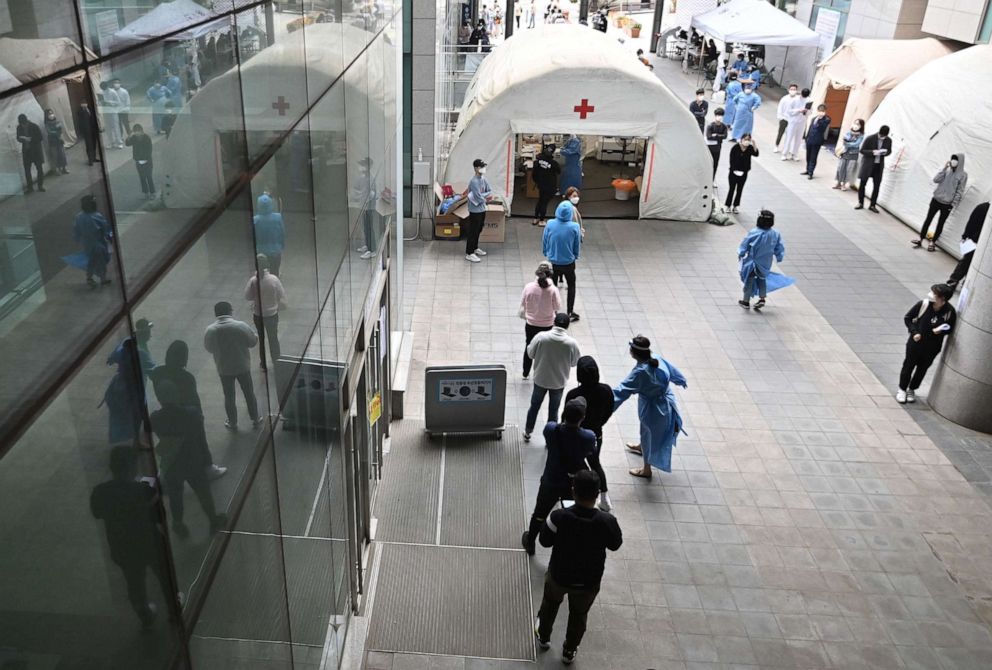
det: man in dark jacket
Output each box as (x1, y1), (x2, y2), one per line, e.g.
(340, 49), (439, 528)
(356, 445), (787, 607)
(705, 107), (728, 179)
(532, 145), (560, 227)
(801, 104), (831, 179)
(16, 113), (45, 193)
(565, 356), (614, 511)
(75, 100), (101, 165)
(535, 470), (622, 665)
(856, 125), (892, 213)
(689, 88), (708, 133)
(522, 398), (595, 555)
(897, 283), (956, 404)
(947, 201), (988, 288)
(124, 123), (155, 198)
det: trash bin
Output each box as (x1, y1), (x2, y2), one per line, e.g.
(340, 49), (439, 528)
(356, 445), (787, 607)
(612, 178), (637, 201)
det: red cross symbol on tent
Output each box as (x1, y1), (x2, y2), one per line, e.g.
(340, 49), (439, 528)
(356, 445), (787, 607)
(271, 96), (291, 116)
(573, 98), (595, 119)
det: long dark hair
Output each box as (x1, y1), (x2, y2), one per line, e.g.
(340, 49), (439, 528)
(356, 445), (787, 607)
(630, 334), (659, 368)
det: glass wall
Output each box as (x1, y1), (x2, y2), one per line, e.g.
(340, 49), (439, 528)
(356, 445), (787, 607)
(0, 1), (402, 668)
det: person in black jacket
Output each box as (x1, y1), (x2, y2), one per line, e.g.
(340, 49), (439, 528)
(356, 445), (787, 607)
(897, 283), (956, 404)
(801, 104), (831, 179)
(535, 469), (622, 665)
(522, 398), (595, 556)
(124, 123), (155, 198)
(564, 356), (614, 511)
(947, 201), (989, 288)
(75, 101), (102, 165)
(723, 134), (758, 213)
(689, 88), (708, 133)
(705, 107), (728, 179)
(532, 145), (560, 227)
(16, 113), (45, 193)
(855, 125), (892, 213)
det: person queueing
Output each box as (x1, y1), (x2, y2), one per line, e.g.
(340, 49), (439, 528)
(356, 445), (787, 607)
(689, 88), (708, 134)
(614, 335), (688, 480)
(947, 201), (988, 289)
(522, 398), (596, 556)
(565, 356), (615, 511)
(465, 158), (493, 263)
(543, 200), (582, 321)
(520, 261), (562, 379)
(801, 104), (831, 180)
(124, 124), (155, 199)
(912, 154), (968, 252)
(730, 83), (761, 141)
(73, 195), (114, 288)
(737, 209), (785, 310)
(781, 87), (808, 162)
(559, 135), (583, 194)
(204, 301), (261, 431)
(705, 107), (728, 180)
(833, 118), (864, 190)
(244, 254), (287, 371)
(523, 312), (580, 442)
(532, 145), (560, 227)
(44, 109), (69, 175)
(723, 134), (758, 214)
(16, 113), (45, 193)
(774, 84), (798, 153)
(855, 124), (892, 213)
(534, 470), (622, 666)
(75, 100), (101, 166)
(253, 193), (285, 274)
(896, 284), (956, 404)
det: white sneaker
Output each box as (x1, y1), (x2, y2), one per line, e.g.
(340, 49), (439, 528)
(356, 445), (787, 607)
(906, 389), (916, 403)
(357, 245), (368, 253)
(206, 464), (228, 480)
(896, 389), (907, 404)
(474, 248), (487, 256)
(465, 253), (481, 263)
(598, 492), (613, 512)
(360, 250), (374, 259)
(781, 154), (789, 161)
(773, 147), (780, 153)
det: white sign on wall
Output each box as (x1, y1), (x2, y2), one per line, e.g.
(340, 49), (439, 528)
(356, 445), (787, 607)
(813, 8), (841, 60)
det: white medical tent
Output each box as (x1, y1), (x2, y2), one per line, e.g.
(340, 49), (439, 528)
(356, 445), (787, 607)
(111, 0), (227, 50)
(0, 65), (45, 194)
(868, 45), (992, 258)
(0, 37), (102, 144)
(690, 0), (820, 48)
(443, 25), (714, 221)
(809, 38), (954, 134)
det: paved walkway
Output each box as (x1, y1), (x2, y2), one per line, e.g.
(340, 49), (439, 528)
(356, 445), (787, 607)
(362, 55), (992, 670)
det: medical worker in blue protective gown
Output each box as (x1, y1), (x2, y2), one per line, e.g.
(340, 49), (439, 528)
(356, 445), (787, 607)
(722, 72), (743, 129)
(738, 209), (787, 310)
(559, 135), (583, 194)
(731, 85), (761, 140)
(613, 335), (688, 480)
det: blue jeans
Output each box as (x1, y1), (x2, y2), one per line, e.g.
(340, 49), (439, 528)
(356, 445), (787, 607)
(525, 384), (563, 434)
(743, 271), (766, 301)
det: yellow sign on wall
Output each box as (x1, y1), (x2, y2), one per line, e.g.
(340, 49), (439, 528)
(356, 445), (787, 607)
(368, 392), (382, 426)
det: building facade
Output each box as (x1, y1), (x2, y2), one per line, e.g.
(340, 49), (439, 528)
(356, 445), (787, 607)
(0, 1), (403, 668)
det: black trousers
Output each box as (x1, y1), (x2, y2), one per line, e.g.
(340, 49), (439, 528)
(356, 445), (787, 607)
(163, 465), (218, 525)
(709, 145), (722, 179)
(83, 133), (98, 164)
(254, 313), (281, 369)
(589, 433), (608, 493)
(949, 251), (974, 284)
(23, 153), (44, 190)
(920, 198), (953, 242)
(552, 262), (576, 314)
(527, 481), (570, 543)
(136, 160), (155, 194)
(536, 572), (599, 652)
(465, 210), (485, 254)
(118, 111), (131, 137)
(899, 340), (940, 391)
(858, 165), (882, 207)
(535, 187), (555, 220)
(726, 171), (748, 207)
(805, 142), (822, 175)
(118, 555), (171, 624)
(775, 119), (788, 147)
(523, 323), (552, 376)
(219, 372), (259, 424)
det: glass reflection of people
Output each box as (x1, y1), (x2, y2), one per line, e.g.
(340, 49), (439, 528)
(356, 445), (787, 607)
(104, 326), (155, 446)
(90, 445), (172, 628)
(146, 80), (171, 135)
(357, 157), (377, 259)
(16, 113), (45, 193)
(204, 301), (261, 431)
(43, 109), (69, 175)
(73, 195), (113, 288)
(101, 81), (124, 149)
(112, 79), (132, 140)
(75, 100), (101, 166)
(151, 381), (227, 539)
(245, 254), (287, 371)
(253, 193), (285, 275)
(124, 124), (156, 199)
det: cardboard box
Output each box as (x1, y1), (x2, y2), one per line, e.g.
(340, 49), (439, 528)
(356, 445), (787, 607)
(434, 182), (467, 227)
(479, 204), (506, 243)
(435, 222), (461, 239)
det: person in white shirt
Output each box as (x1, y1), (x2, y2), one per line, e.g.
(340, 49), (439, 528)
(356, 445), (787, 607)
(781, 86), (808, 161)
(244, 254), (287, 371)
(774, 83), (797, 153)
(112, 79), (132, 142)
(523, 312), (580, 441)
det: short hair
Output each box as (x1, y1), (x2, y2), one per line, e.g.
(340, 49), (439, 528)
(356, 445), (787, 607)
(788, 83), (798, 89)
(562, 397), (587, 424)
(553, 312), (571, 329)
(801, 88), (810, 97)
(637, 49), (644, 55)
(81, 195), (98, 213)
(714, 107), (725, 116)
(132, 123), (143, 132)
(573, 470), (601, 501)
(695, 88), (705, 95)
(817, 104), (827, 111)
(932, 283), (954, 301)
(879, 124), (890, 136)
(256, 253), (269, 271)
(214, 301), (233, 316)
(757, 210), (775, 229)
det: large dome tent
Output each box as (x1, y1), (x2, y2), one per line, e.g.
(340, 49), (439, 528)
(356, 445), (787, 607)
(866, 44), (992, 257)
(443, 24), (714, 222)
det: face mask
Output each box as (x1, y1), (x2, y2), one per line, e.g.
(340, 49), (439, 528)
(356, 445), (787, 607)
(744, 89), (753, 95)
(113, 83), (120, 88)
(696, 95), (704, 101)
(478, 167), (486, 175)
(950, 159), (959, 167)
(852, 126), (861, 132)
(741, 141), (751, 147)
(569, 196), (579, 205)
(927, 291), (936, 302)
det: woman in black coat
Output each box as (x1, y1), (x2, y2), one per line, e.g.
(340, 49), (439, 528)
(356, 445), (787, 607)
(723, 134), (759, 214)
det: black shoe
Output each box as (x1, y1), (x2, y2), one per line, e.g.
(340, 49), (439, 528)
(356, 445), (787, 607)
(911, 239), (922, 247)
(754, 298), (766, 310)
(522, 431), (531, 442)
(947, 279), (958, 289)
(521, 531), (535, 556)
(86, 277), (98, 288)
(569, 312), (580, 322)
(738, 300), (750, 309)
(535, 627), (550, 651)
(854, 204), (864, 210)
(800, 172), (809, 176)
(807, 174), (814, 180)
(37, 186), (45, 192)
(562, 648), (577, 664)
(868, 206), (880, 213)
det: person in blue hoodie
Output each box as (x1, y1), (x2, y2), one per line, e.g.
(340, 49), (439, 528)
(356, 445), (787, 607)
(738, 209), (785, 310)
(253, 193), (285, 275)
(542, 200), (582, 321)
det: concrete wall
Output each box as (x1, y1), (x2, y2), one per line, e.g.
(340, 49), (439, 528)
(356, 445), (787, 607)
(412, 1), (438, 184)
(922, 0), (988, 42)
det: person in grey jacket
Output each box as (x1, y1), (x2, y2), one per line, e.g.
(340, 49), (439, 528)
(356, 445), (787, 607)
(204, 301), (260, 430)
(523, 312), (581, 442)
(912, 154), (968, 252)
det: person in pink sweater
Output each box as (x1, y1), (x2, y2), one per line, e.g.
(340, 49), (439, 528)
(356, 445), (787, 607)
(520, 261), (561, 379)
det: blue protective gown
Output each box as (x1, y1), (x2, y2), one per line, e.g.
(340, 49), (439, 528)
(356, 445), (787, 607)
(738, 226), (785, 293)
(559, 136), (582, 193)
(730, 91), (761, 140)
(613, 357), (687, 473)
(722, 81), (743, 128)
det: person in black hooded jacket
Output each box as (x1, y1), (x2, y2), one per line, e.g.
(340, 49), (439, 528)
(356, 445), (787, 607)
(947, 201), (988, 288)
(565, 356), (614, 511)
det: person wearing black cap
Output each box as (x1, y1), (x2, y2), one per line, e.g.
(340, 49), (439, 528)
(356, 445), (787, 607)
(464, 158), (493, 263)
(524, 312), (580, 442)
(534, 470), (622, 665)
(522, 397), (596, 556)
(565, 356), (614, 511)
(532, 145), (560, 227)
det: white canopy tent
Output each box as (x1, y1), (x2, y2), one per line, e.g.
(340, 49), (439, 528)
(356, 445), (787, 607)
(111, 0), (227, 50)
(809, 38), (954, 134)
(0, 37), (102, 144)
(690, 0), (820, 48)
(868, 45), (992, 259)
(443, 25), (714, 222)
(0, 65), (46, 194)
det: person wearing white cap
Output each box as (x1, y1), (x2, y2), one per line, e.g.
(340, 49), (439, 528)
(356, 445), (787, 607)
(464, 158), (493, 262)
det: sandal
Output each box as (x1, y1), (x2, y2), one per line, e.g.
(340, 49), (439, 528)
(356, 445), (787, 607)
(628, 468), (652, 479)
(927, 241), (936, 252)
(625, 442), (642, 455)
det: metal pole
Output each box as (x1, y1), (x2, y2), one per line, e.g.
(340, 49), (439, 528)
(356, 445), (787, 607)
(649, 0), (665, 53)
(506, 0), (516, 38)
(780, 46), (790, 88)
(579, 0), (590, 23)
